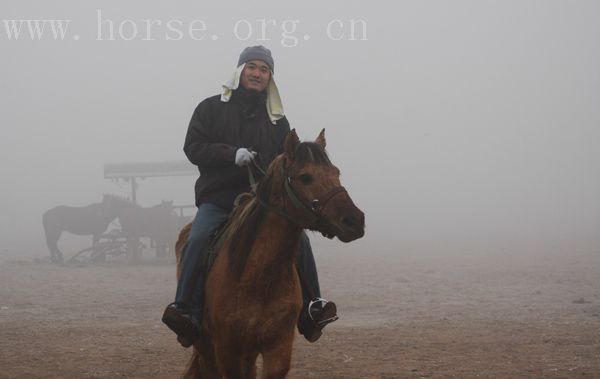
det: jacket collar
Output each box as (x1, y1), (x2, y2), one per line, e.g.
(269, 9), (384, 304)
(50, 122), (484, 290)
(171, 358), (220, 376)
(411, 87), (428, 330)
(231, 86), (267, 107)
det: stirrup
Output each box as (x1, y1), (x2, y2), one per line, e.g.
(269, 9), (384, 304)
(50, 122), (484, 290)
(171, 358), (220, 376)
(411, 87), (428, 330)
(308, 298), (339, 327)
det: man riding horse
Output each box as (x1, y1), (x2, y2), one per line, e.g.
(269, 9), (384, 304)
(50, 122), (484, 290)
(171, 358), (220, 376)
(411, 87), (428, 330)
(162, 45), (338, 347)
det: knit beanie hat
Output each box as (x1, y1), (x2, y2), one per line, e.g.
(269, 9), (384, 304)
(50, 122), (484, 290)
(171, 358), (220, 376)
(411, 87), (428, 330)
(237, 45), (275, 72)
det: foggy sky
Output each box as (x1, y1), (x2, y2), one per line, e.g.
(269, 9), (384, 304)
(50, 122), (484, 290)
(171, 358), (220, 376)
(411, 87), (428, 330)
(1, 0), (599, 256)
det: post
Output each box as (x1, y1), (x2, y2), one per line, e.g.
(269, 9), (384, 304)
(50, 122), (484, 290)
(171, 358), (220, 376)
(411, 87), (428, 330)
(128, 176), (139, 262)
(130, 176), (137, 204)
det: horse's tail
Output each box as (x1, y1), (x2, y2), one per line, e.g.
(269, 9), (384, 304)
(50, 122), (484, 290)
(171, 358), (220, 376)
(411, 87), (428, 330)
(175, 223), (192, 280)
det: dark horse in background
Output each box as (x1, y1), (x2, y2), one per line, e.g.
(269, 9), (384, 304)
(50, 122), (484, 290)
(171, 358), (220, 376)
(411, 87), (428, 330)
(42, 194), (127, 263)
(119, 200), (179, 260)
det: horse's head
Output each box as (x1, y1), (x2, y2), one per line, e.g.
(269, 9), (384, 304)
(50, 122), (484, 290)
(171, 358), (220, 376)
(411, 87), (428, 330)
(273, 129), (365, 242)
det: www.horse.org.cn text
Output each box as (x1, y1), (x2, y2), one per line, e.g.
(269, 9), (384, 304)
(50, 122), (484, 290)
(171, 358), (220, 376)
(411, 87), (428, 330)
(2, 10), (369, 47)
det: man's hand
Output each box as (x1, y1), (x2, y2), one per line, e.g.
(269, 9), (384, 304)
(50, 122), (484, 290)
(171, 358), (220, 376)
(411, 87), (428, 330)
(235, 148), (257, 167)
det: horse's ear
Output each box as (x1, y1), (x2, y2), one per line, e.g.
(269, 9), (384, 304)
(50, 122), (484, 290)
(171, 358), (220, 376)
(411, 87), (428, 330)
(283, 129), (300, 159)
(315, 128), (326, 149)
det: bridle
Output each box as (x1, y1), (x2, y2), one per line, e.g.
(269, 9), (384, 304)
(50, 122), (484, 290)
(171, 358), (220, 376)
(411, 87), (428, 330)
(248, 159), (347, 229)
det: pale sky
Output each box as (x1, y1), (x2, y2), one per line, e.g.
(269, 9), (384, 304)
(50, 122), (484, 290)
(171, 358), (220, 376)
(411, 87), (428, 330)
(1, 0), (599, 256)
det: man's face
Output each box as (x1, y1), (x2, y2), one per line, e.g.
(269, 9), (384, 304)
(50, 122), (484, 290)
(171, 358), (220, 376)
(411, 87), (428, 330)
(240, 60), (271, 92)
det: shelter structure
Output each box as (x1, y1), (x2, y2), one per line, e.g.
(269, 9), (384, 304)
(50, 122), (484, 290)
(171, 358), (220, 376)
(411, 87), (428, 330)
(104, 161), (197, 204)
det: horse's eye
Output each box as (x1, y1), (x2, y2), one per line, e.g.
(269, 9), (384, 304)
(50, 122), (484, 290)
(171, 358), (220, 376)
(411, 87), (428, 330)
(298, 174), (313, 185)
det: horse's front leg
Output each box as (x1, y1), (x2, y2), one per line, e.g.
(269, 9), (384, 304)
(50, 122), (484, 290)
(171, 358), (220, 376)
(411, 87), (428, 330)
(53, 244), (64, 264)
(260, 330), (295, 379)
(214, 343), (258, 379)
(184, 335), (220, 379)
(46, 230), (63, 263)
(213, 343), (243, 379)
(53, 249), (64, 264)
(91, 233), (101, 261)
(242, 352), (259, 379)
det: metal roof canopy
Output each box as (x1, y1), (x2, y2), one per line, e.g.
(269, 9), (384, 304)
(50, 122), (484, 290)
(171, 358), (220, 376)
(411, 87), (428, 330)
(104, 161), (197, 179)
(104, 160), (197, 204)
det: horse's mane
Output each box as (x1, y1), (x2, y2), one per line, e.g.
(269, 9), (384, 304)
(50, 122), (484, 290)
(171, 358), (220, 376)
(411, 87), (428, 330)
(224, 142), (332, 279)
(223, 178), (270, 279)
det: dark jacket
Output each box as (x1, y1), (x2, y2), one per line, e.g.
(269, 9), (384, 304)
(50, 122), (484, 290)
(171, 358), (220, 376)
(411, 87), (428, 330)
(184, 87), (290, 210)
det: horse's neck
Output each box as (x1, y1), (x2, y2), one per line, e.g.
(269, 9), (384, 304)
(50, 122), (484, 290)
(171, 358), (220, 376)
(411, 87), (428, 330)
(242, 211), (302, 281)
(91, 203), (115, 224)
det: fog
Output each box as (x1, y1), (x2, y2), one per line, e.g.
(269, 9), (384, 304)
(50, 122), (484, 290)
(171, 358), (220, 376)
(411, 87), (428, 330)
(3, 2), (600, 377)
(2, 0), (599, 257)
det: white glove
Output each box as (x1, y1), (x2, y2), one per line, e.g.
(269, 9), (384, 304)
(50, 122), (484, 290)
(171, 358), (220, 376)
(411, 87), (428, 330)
(235, 148), (257, 167)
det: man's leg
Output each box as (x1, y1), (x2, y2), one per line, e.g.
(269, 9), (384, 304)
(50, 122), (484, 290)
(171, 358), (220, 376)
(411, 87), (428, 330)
(163, 203), (229, 346)
(175, 203), (229, 313)
(296, 232), (338, 342)
(296, 232), (321, 302)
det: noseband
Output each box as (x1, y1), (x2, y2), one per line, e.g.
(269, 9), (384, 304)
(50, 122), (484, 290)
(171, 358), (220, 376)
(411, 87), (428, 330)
(281, 164), (347, 228)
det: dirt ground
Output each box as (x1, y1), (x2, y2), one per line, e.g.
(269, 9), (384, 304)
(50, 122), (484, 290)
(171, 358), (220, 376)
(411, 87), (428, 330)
(1, 244), (600, 378)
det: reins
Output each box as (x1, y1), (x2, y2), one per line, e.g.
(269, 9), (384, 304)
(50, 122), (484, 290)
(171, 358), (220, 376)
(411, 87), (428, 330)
(246, 158), (265, 192)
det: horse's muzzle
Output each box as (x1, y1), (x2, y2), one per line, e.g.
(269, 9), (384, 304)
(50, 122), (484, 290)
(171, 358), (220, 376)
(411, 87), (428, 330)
(332, 210), (365, 242)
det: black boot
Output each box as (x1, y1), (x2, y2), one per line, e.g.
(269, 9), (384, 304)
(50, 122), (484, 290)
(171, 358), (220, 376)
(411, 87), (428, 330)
(161, 303), (200, 348)
(298, 298), (339, 342)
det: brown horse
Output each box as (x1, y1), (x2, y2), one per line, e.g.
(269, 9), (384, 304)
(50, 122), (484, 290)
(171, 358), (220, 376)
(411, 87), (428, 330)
(175, 129), (365, 378)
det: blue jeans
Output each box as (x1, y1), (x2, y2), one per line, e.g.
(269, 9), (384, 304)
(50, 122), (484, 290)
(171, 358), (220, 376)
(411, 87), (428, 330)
(297, 232), (321, 305)
(175, 203), (322, 322)
(175, 203), (229, 318)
